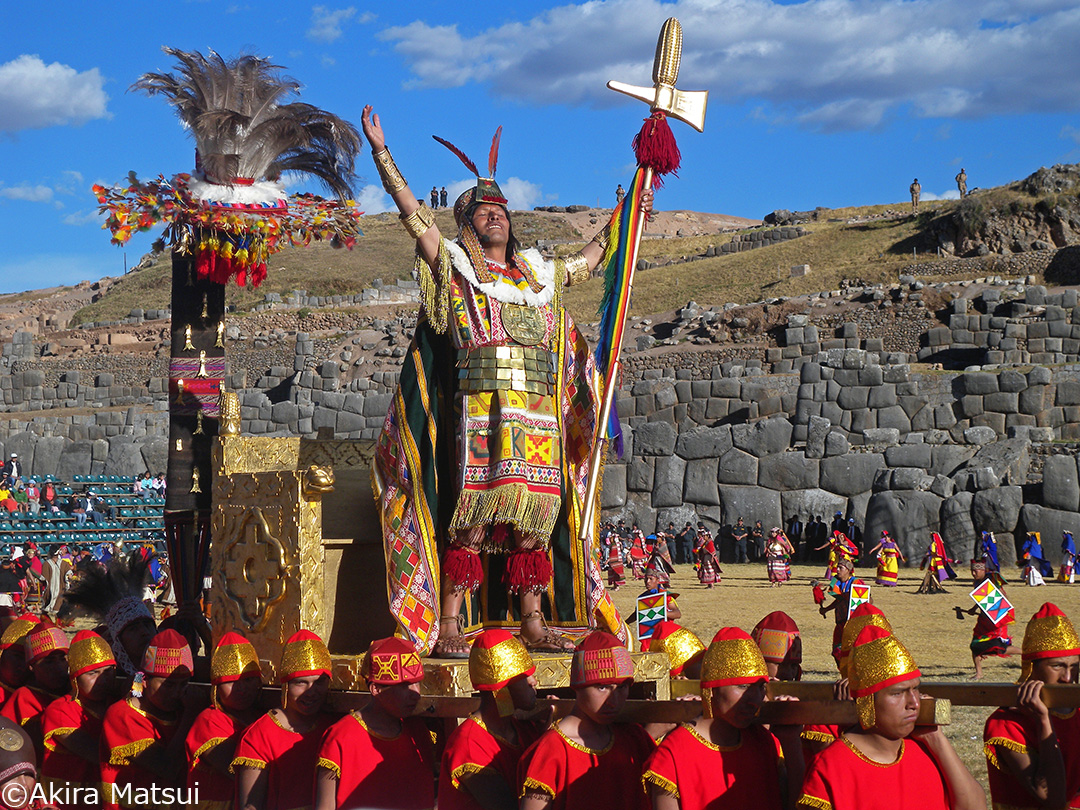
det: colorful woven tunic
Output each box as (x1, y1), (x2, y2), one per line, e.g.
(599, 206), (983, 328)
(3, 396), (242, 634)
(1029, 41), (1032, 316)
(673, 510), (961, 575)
(373, 238), (625, 652)
(440, 716), (543, 810)
(875, 540), (901, 586)
(643, 723), (785, 810)
(798, 736), (949, 810)
(984, 706), (1080, 808)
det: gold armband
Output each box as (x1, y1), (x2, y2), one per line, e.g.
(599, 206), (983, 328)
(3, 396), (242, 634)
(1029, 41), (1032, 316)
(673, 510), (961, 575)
(563, 252), (591, 286)
(372, 148), (407, 194)
(400, 203), (436, 240)
(590, 223), (612, 253)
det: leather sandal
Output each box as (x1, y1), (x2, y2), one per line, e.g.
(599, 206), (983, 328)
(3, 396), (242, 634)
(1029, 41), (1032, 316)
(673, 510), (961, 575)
(431, 615), (471, 659)
(519, 610), (575, 653)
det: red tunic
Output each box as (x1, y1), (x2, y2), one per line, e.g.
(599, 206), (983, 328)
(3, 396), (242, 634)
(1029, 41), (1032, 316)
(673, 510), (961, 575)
(100, 698), (181, 810)
(518, 723), (655, 810)
(185, 707), (251, 810)
(41, 695), (103, 808)
(801, 724), (844, 764)
(798, 736), (949, 810)
(643, 723), (785, 810)
(232, 711), (334, 810)
(984, 706), (1080, 808)
(440, 716), (543, 810)
(3, 683), (59, 726)
(316, 712), (434, 810)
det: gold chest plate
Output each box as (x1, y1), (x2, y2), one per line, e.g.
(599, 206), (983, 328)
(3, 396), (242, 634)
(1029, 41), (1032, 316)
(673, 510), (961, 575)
(500, 303), (546, 346)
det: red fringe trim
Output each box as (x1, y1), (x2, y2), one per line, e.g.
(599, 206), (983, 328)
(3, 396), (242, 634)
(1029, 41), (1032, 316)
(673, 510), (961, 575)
(632, 111), (681, 189)
(195, 251), (266, 288)
(504, 549), (553, 594)
(444, 546), (483, 592)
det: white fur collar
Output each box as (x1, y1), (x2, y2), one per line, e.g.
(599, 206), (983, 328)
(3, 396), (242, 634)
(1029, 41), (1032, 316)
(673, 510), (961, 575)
(444, 239), (556, 307)
(187, 176), (287, 206)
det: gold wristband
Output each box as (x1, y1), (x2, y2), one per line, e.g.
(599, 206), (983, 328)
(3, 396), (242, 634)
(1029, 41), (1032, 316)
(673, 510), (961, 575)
(400, 203), (436, 240)
(590, 223), (612, 252)
(372, 148), (407, 194)
(563, 252), (590, 286)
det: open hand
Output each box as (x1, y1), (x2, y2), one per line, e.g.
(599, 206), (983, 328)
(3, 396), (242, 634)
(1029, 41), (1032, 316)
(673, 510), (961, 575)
(361, 105), (385, 152)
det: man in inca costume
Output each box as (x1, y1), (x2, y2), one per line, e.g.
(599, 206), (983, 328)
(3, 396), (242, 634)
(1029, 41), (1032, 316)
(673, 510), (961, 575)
(365, 106), (650, 657)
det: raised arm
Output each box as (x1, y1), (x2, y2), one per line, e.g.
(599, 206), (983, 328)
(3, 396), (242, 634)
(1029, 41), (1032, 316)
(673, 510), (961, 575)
(361, 105), (443, 270)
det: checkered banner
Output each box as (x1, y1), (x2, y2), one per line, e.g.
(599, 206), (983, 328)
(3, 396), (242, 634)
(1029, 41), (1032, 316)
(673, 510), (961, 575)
(848, 583), (871, 611)
(970, 579), (1014, 625)
(637, 592), (668, 644)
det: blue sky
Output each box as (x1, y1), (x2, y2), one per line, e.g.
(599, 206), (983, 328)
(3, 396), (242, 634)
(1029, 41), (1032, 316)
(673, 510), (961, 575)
(2, 0), (1080, 293)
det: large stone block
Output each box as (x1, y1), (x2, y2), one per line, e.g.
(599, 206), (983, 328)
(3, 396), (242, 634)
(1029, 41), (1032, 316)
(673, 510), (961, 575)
(819, 453), (886, 497)
(885, 444), (932, 469)
(780, 488), (847, 524)
(939, 491), (977, 558)
(626, 458), (654, 492)
(758, 451), (819, 491)
(674, 425), (733, 460)
(683, 458), (720, 506)
(864, 490), (943, 563)
(30, 436), (65, 479)
(731, 417), (793, 457)
(634, 422), (678, 456)
(963, 372), (999, 395)
(56, 441), (94, 480)
(601, 464), (627, 509)
(717, 448), (758, 485)
(876, 405), (912, 433)
(972, 486), (1023, 533)
(104, 437), (148, 478)
(719, 485), (782, 530)
(652, 456), (686, 508)
(4, 432), (36, 470)
(970, 439), (1030, 485)
(1042, 454), (1080, 512)
(140, 437), (168, 476)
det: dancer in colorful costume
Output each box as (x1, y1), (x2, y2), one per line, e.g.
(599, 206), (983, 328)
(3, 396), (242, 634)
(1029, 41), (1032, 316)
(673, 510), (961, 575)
(634, 552), (680, 621)
(1022, 533), (1054, 586)
(184, 632), (263, 810)
(644, 627), (804, 810)
(766, 528), (794, 586)
(606, 538), (626, 591)
(1059, 531), (1076, 584)
(798, 626), (985, 810)
(956, 560), (1016, 680)
(233, 630), (334, 810)
(363, 107), (649, 657)
(315, 637), (434, 810)
(100, 629), (199, 810)
(694, 530), (722, 589)
(917, 532), (956, 594)
(518, 632), (654, 810)
(815, 530), (857, 579)
(819, 559), (864, 666)
(983, 603), (1080, 809)
(440, 629), (545, 810)
(867, 530), (904, 586)
(981, 532), (1006, 586)
(628, 527), (649, 581)
(642, 622), (705, 679)
(40, 630), (116, 808)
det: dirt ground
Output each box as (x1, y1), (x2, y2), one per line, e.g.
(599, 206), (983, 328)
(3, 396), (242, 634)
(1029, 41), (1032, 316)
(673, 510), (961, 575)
(610, 561), (1080, 796)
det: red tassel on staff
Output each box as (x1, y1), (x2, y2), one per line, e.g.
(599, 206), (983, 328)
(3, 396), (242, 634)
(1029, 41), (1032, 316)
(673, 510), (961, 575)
(632, 110), (681, 187)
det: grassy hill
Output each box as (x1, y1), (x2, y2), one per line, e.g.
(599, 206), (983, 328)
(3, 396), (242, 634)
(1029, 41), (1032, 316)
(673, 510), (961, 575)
(69, 173), (1070, 328)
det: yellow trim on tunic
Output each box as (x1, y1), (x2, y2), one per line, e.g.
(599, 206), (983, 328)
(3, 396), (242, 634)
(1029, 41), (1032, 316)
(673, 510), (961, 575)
(521, 776), (556, 799)
(450, 763), (494, 790)
(801, 729), (838, 744)
(108, 737), (155, 766)
(839, 735), (903, 767)
(316, 757), (341, 779)
(555, 724), (614, 755)
(984, 736), (1030, 770)
(191, 735), (227, 765)
(797, 794), (833, 810)
(230, 756), (267, 773)
(642, 770), (680, 798)
(42, 725), (78, 752)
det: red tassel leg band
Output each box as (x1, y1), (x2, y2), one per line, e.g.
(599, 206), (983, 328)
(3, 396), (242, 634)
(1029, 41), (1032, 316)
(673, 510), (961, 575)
(504, 549), (553, 595)
(444, 545), (483, 593)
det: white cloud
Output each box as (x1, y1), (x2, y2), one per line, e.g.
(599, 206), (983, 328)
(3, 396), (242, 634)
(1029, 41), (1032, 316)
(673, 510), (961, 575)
(354, 183), (393, 214)
(380, 0), (1080, 131)
(308, 6), (356, 43)
(0, 185), (53, 202)
(921, 189), (962, 201)
(0, 55), (109, 133)
(62, 209), (100, 226)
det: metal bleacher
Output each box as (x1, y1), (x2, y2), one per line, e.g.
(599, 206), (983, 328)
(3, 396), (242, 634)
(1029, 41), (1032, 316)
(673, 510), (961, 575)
(0, 475), (165, 550)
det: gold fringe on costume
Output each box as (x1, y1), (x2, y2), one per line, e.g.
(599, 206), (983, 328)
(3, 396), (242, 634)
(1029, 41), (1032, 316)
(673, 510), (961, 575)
(521, 777), (556, 799)
(229, 756), (267, 773)
(450, 763), (494, 790)
(984, 737), (1030, 770)
(449, 485), (561, 545)
(192, 736), (227, 765)
(643, 771), (681, 798)
(316, 756), (342, 779)
(797, 794), (834, 810)
(108, 737), (156, 766)
(415, 240), (453, 335)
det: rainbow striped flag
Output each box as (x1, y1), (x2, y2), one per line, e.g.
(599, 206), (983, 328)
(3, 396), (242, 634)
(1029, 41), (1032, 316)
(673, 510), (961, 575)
(593, 167), (651, 457)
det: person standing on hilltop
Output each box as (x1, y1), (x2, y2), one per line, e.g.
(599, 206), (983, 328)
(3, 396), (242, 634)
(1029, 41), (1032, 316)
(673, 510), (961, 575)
(956, 168), (968, 198)
(363, 105), (652, 657)
(440, 186), (448, 208)
(910, 179), (921, 213)
(616, 183), (625, 205)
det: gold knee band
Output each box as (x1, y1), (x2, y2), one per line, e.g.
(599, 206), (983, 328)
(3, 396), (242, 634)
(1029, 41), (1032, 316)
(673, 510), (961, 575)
(561, 252), (590, 286)
(372, 148), (407, 194)
(400, 203), (435, 240)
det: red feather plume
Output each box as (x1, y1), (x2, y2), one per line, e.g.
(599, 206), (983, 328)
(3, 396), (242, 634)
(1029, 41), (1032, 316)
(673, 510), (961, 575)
(432, 135), (478, 177)
(488, 126), (502, 178)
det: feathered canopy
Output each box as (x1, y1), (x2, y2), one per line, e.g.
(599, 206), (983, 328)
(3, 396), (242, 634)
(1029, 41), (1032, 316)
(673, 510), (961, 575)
(132, 47), (361, 200)
(58, 552), (152, 623)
